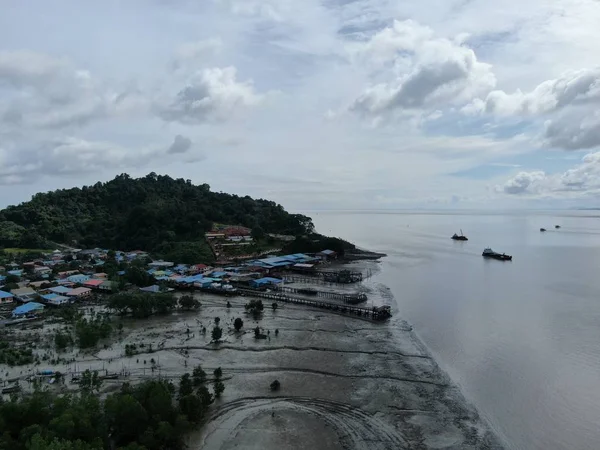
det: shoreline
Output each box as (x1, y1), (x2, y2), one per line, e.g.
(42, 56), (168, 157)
(1, 261), (503, 449)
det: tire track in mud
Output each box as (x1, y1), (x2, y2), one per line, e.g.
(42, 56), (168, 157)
(198, 396), (411, 450)
(221, 366), (448, 386)
(159, 344), (431, 359)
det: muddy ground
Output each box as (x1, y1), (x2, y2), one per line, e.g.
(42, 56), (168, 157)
(1, 262), (503, 449)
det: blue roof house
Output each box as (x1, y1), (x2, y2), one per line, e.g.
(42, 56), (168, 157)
(49, 286), (73, 295)
(12, 302), (45, 317)
(0, 290), (15, 304)
(250, 277), (283, 288)
(67, 274), (90, 284)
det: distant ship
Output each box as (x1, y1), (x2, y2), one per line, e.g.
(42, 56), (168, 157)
(451, 229), (468, 241)
(555, 225), (561, 229)
(482, 248), (512, 261)
(540, 228), (547, 232)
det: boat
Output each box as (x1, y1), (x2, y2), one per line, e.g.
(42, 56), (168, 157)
(540, 228), (547, 232)
(451, 229), (468, 241)
(482, 248), (512, 261)
(555, 225), (561, 229)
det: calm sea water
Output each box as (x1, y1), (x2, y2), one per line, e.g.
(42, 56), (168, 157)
(310, 210), (600, 450)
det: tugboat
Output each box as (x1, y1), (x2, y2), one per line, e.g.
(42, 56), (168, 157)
(482, 247), (512, 261)
(451, 229), (468, 241)
(540, 228), (547, 232)
(555, 225), (561, 229)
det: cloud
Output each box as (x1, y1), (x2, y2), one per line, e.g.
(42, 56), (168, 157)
(0, 136), (179, 185)
(466, 68), (600, 150)
(172, 38), (223, 70)
(158, 66), (263, 124)
(470, 68), (600, 116)
(543, 110), (600, 150)
(0, 50), (148, 130)
(502, 152), (600, 197)
(167, 134), (192, 154)
(502, 171), (546, 194)
(349, 20), (496, 117)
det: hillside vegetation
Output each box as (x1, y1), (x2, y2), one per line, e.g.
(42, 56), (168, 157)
(0, 173), (315, 257)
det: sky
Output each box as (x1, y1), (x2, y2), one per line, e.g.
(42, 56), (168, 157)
(1, 0), (600, 211)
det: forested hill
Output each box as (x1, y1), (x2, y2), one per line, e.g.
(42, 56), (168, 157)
(0, 173), (315, 252)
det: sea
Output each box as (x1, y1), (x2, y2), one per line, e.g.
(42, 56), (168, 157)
(310, 210), (600, 450)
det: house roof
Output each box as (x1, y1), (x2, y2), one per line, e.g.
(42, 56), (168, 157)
(67, 287), (92, 296)
(67, 274), (90, 283)
(12, 287), (37, 296)
(252, 277), (283, 285)
(50, 286), (73, 294)
(13, 302), (45, 315)
(319, 249), (336, 255)
(0, 291), (14, 299)
(140, 285), (161, 293)
(83, 279), (104, 287)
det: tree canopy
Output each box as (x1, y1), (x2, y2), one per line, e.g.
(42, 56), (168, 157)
(0, 173), (315, 254)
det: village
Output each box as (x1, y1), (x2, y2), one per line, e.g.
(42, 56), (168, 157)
(0, 224), (390, 324)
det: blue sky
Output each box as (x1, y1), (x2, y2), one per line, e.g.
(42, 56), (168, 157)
(1, 0), (600, 210)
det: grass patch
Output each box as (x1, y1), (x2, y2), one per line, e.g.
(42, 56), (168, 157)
(2, 248), (54, 254)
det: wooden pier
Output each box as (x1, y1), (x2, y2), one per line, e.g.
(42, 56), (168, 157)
(280, 269), (363, 284)
(274, 286), (367, 304)
(238, 288), (390, 321)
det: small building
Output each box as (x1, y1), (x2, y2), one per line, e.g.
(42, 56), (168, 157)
(140, 285), (173, 293)
(49, 286), (73, 295)
(99, 281), (118, 292)
(33, 266), (52, 275)
(0, 290), (15, 304)
(11, 287), (38, 303)
(7, 269), (23, 277)
(205, 232), (225, 239)
(93, 272), (108, 279)
(58, 270), (79, 278)
(28, 281), (49, 289)
(12, 301), (45, 318)
(250, 277), (283, 289)
(83, 279), (104, 289)
(317, 249), (338, 260)
(67, 287), (92, 299)
(41, 293), (71, 306)
(148, 261), (174, 268)
(67, 274), (90, 284)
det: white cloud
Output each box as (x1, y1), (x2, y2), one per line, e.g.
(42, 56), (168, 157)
(470, 68), (600, 116)
(0, 50), (148, 130)
(172, 38), (223, 70)
(158, 66), (263, 124)
(0, 135), (204, 185)
(502, 152), (600, 197)
(349, 20), (496, 117)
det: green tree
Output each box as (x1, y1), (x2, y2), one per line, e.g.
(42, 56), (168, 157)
(213, 367), (222, 379)
(178, 374), (193, 398)
(178, 295), (199, 310)
(233, 318), (243, 331)
(213, 381), (225, 398)
(54, 331), (72, 351)
(5, 274), (19, 284)
(272, 302), (278, 310)
(211, 326), (222, 342)
(192, 366), (206, 386)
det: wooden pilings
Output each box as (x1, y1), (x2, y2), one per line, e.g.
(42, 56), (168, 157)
(238, 288), (390, 321)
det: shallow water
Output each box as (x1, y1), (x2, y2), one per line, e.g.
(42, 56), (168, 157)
(311, 210), (600, 450)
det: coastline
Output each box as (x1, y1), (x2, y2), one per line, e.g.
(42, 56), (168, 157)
(188, 260), (503, 449)
(1, 258), (503, 449)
